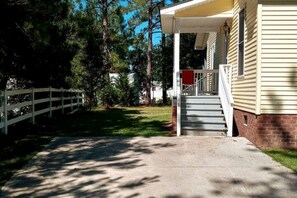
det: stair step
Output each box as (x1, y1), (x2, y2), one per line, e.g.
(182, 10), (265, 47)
(182, 123), (226, 129)
(181, 111), (223, 116)
(180, 95), (227, 137)
(181, 96), (220, 99)
(181, 118), (225, 123)
(181, 99), (221, 103)
(182, 130), (226, 136)
(181, 111), (224, 117)
(181, 104), (223, 110)
(182, 108), (223, 112)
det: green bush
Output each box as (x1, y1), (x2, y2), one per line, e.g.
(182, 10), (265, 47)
(99, 84), (119, 107)
(115, 73), (138, 106)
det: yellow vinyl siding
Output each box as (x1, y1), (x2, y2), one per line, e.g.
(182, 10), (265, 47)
(207, 33), (216, 70)
(261, 4), (297, 114)
(228, 0), (258, 113)
(207, 32), (224, 70)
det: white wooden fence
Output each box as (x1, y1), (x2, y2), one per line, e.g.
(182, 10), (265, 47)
(0, 87), (84, 134)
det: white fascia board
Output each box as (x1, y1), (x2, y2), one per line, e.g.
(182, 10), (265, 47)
(179, 26), (220, 33)
(208, 10), (233, 18)
(160, 0), (208, 15)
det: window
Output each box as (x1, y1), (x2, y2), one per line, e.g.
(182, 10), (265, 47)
(238, 8), (245, 76)
(244, 115), (248, 126)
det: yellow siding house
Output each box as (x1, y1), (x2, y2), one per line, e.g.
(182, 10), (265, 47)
(161, 0), (297, 148)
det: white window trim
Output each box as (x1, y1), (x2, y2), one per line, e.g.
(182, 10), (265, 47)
(238, 8), (245, 77)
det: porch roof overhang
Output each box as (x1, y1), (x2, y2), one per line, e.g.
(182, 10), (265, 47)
(160, 0), (233, 34)
(195, 33), (208, 50)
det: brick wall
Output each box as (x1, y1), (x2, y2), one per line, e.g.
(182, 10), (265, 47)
(234, 109), (297, 149)
(172, 105), (177, 134)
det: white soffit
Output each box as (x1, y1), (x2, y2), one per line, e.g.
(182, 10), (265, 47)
(161, 0), (233, 34)
(195, 33), (209, 50)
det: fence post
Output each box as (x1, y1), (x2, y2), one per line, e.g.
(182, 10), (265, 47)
(31, 88), (35, 124)
(49, 87), (52, 118)
(82, 93), (85, 106)
(76, 90), (81, 109)
(75, 91), (78, 109)
(77, 92), (79, 108)
(3, 90), (8, 134)
(61, 88), (64, 114)
(70, 90), (73, 112)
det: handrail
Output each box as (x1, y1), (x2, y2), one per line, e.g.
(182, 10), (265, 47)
(195, 75), (207, 95)
(219, 64), (234, 137)
(181, 69), (219, 96)
(0, 87), (84, 134)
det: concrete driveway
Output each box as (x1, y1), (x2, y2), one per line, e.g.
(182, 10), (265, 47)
(1, 137), (297, 198)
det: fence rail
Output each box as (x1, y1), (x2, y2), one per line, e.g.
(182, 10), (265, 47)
(0, 87), (84, 134)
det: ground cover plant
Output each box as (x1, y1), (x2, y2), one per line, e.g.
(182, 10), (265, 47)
(264, 149), (297, 173)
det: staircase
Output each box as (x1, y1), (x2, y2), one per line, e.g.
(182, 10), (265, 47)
(181, 96), (227, 136)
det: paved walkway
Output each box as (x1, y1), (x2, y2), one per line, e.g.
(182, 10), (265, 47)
(1, 137), (297, 197)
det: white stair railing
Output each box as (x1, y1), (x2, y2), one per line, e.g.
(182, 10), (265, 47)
(219, 64), (234, 137)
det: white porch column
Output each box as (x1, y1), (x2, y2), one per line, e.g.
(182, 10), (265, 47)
(173, 33), (180, 96)
(174, 32), (181, 136)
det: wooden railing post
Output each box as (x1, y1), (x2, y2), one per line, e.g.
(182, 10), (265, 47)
(3, 90), (8, 134)
(82, 93), (85, 106)
(31, 88), (35, 124)
(70, 90), (73, 112)
(61, 88), (64, 114)
(49, 87), (52, 118)
(76, 91), (79, 109)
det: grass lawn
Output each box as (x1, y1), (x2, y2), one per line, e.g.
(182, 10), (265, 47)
(44, 106), (172, 137)
(263, 149), (297, 173)
(0, 106), (172, 188)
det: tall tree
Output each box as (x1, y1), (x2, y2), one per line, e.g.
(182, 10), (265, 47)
(146, 0), (153, 105)
(68, 3), (105, 107)
(69, 0), (132, 107)
(161, 0), (167, 104)
(129, 0), (163, 105)
(0, 0), (77, 89)
(101, 0), (111, 81)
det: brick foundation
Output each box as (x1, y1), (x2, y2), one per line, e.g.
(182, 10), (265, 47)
(234, 109), (297, 149)
(172, 105), (177, 133)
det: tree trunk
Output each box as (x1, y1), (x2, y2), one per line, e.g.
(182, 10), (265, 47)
(102, 0), (110, 81)
(145, 0), (153, 105)
(161, 0), (167, 105)
(161, 34), (167, 105)
(102, 0), (110, 107)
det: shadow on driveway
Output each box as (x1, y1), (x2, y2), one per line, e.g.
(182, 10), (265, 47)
(1, 137), (297, 197)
